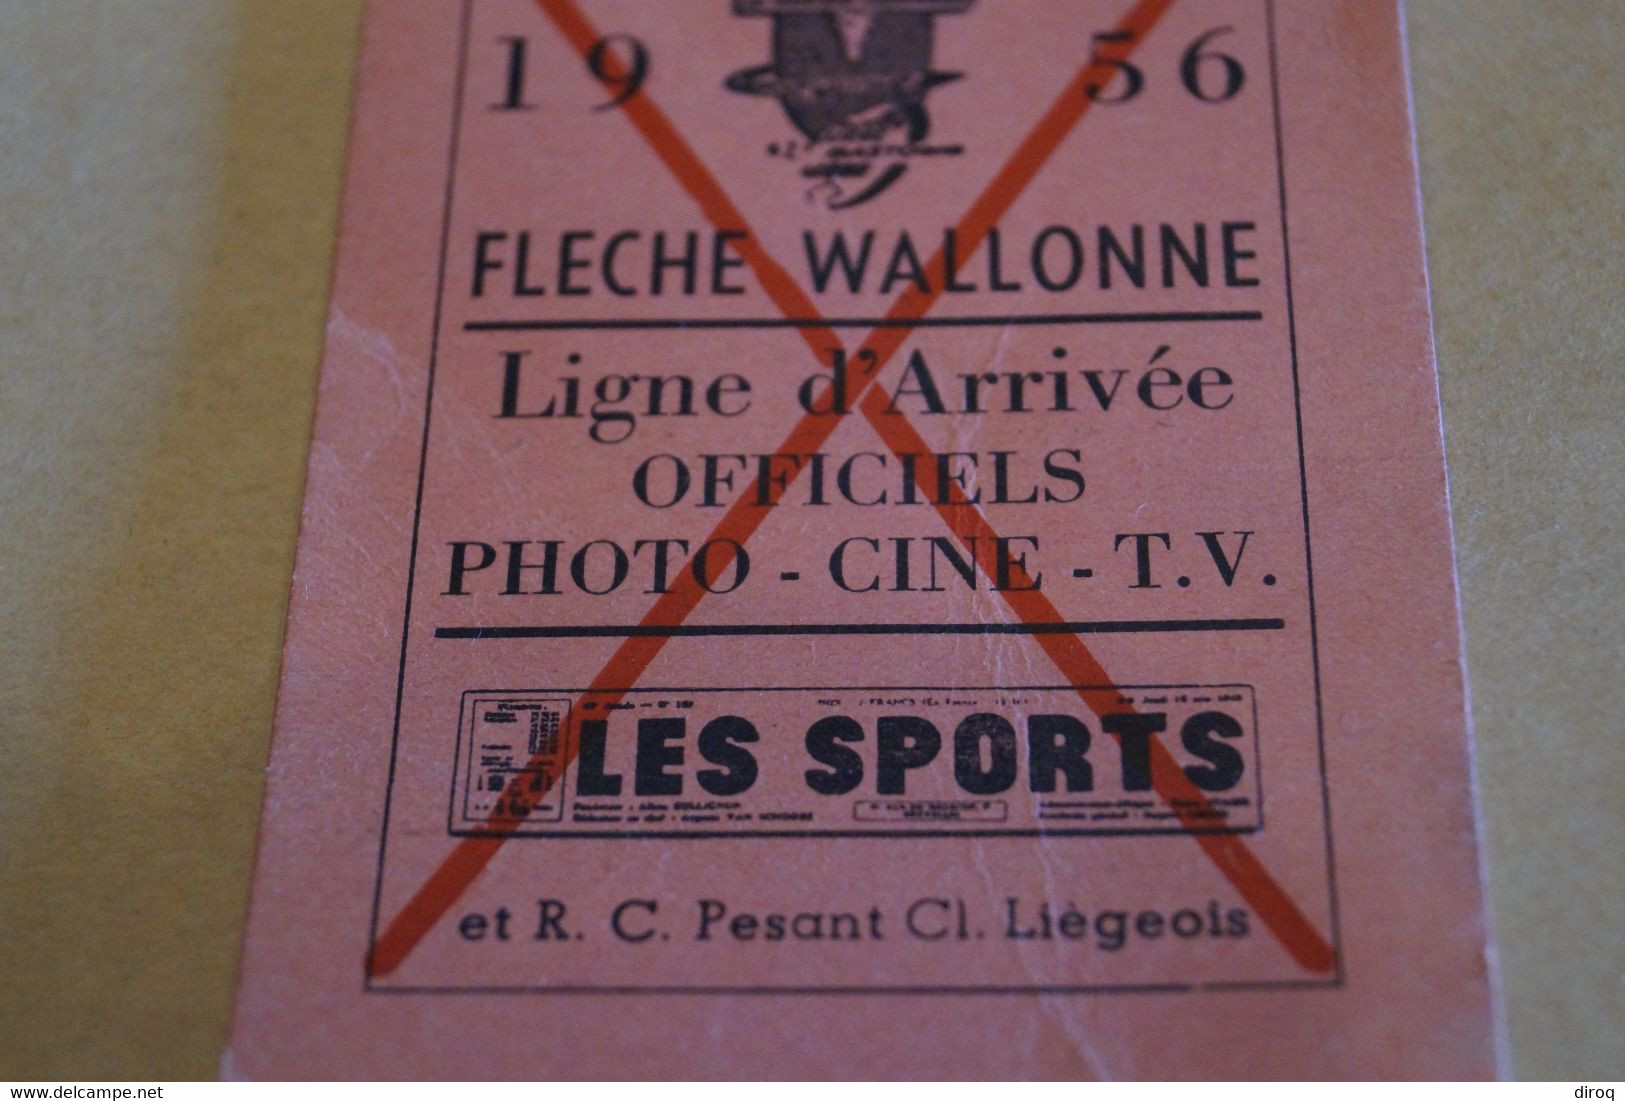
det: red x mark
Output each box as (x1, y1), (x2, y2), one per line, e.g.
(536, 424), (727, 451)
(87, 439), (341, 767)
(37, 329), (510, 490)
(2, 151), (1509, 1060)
(368, 0), (1336, 979)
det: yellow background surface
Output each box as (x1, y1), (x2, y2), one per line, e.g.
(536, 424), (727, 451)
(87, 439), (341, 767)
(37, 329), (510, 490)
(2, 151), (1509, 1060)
(1, 0), (1619, 1081)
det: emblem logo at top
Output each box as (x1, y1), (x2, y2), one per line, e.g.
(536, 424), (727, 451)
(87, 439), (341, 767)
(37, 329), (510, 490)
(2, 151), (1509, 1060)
(726, 0), (974, 210)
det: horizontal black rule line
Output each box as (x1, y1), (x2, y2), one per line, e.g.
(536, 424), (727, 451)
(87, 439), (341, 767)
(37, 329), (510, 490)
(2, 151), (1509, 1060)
(434, 619), (1286, 640)
(461, 310), (1264, 332)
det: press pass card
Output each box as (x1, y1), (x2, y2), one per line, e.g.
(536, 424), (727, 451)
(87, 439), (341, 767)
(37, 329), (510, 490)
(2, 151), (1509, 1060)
(229, 0), (1496, 1079)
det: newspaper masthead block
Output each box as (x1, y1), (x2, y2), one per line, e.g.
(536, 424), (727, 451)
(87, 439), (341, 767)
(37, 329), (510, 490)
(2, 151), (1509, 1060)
(230, 0), (1496, 1079)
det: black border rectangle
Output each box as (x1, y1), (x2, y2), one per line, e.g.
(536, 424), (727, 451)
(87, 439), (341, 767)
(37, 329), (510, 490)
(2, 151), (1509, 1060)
(445, 683), (1262, 840)
(361, 0), (1342, 996)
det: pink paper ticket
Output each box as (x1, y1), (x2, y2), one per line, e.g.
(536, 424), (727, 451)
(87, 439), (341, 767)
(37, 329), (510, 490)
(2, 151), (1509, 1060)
(230, 0), (1497, 1078)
